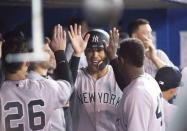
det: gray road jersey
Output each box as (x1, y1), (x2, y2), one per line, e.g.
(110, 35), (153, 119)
(71, 65), (123, 131)
(27, 71), (66, 131)
(116, 73), (165, 131)
(0, 78), (71, 131)
(144, 49), (176, 77)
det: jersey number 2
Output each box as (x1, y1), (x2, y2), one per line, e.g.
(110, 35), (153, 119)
(4, 100), (45, 131)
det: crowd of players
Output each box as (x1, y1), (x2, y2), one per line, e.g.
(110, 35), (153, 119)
(0, 18), (185, 131)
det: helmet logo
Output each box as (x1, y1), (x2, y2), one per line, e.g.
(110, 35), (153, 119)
(92, 35), (99, 43)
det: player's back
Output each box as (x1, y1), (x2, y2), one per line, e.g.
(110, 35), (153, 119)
(0, 78), (71, 131)
(27, 71), (67, 131)
(141, 73), (165, 131)
(117, 73), (165, 131)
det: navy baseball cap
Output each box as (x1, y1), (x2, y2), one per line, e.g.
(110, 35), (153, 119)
(155, 66), (182, 91)
(85, 29), (109, 50)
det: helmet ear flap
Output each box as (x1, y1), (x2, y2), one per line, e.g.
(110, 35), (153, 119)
(98, 57), (109, 70)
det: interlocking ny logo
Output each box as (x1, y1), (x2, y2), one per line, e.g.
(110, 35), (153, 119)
(92, 35), (99, 43)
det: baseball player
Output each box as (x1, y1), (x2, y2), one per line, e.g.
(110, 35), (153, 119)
(68, 24), (123, 131)
(0, 27), (73, 131)
(155, 66), (182, 129)
(27, 25), (67, 131)
(127, 18), (176, 77)
(108, 38), (165, 131)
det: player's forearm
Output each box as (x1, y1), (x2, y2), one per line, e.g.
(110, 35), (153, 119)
(54, 50), (73, 85)
(110, 58), (127, 90)
(151, 56), (166, 69)
(69, 55), (80, 83)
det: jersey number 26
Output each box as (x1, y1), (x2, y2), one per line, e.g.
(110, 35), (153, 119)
(4, 99), (45, 131)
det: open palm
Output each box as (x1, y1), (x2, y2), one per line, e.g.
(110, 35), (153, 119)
(68, 24), (90, 57)
(105, 28), (119, 60)
(51, 24), (66, 52)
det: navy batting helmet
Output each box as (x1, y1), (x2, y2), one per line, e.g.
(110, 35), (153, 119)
(85, 29), (109, 50)
(84, 29), (110, 70)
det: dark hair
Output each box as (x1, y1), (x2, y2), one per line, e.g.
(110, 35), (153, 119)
(118, 38), (144, 67)
(127, 18), (149, 37)
(2, 31), (28, 73)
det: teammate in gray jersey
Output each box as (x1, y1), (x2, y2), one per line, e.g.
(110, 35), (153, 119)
(155, 66), (181, 129)
(104, 34), (165, 131)
(68, 24), (123, 131)
(0, 28), (73, 131)
(110, 38), (165, 131)
(27, 25), (67, 131)
(127, 18), (176, 77)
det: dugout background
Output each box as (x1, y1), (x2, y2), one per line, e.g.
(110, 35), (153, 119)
(0, 6), (187, 67)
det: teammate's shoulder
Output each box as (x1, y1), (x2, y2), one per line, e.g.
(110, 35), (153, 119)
(25, 78), (55, 88)
(124, 83), (152, 103)
(25, 78), (47, 89)
(127, 74), (157, 92)
(144, 73), (156, 81)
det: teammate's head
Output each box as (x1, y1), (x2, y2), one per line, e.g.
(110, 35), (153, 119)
(29, 37), (55, 72)
(128, 18), (150, 37)
(2, 31), (28, 74)
(117, 38), (145, 81)
(45, 37), (56, 74)
(118, 38), (145, 68)
(84, 29), (110, 72)
(127, 18), (152, 49)
(155, 66), (182, 100)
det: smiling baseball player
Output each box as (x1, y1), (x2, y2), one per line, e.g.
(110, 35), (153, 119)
(67, 24), (123, 131)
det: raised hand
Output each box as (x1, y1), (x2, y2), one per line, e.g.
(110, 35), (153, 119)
(68, 24), (90, 57)
(51, 24), (66, 52)
(142, 35), (157, 60)
(104, 27), (119, 60)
